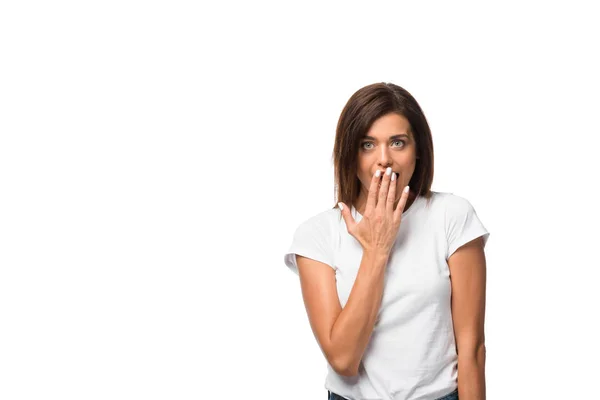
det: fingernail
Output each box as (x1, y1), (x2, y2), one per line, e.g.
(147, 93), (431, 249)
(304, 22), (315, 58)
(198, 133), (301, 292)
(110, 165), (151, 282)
(375, 170), (381, 178)
(338, 203), (344, 211)
(404, 186), (410, 193)
(386, 167), (392, 176)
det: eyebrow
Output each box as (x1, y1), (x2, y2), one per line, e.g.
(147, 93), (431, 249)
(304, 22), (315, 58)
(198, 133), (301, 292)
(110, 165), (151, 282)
(362, 134), (410, 141)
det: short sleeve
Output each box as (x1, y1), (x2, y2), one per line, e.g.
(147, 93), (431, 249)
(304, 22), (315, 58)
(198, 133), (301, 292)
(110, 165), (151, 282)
(283, 214), (335, 276)
(445, 195), (490, 259)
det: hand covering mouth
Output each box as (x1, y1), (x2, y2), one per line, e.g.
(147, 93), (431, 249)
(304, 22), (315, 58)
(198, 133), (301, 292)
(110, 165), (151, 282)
(378, 172), (399, 187)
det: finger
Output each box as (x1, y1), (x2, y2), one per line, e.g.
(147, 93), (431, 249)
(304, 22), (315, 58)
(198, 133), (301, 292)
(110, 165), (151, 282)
(393, 185), (410, 223)
(365, 169), (382, 213)
(337, 202), (355, 231)
(386, 171), (397, 215)
(377, 167), (392, 211)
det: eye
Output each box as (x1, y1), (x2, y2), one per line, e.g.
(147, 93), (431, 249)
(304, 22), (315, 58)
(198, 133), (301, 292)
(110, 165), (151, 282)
(361, 140), (405, 150)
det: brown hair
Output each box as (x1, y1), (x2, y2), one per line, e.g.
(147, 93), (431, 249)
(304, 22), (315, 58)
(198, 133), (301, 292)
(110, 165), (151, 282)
(331, 82), (434, 214)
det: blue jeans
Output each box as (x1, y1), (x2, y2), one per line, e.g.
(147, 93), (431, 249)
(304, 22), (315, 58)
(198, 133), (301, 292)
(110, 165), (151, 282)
(327, 388), (458, 400)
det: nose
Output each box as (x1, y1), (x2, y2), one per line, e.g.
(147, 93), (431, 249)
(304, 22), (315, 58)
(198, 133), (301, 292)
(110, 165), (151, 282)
(377, 146), (392, 168)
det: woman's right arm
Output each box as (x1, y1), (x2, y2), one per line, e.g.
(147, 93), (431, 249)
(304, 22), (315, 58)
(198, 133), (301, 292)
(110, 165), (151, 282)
(297, 168), (409, 376)
(297, 248), (389, 377)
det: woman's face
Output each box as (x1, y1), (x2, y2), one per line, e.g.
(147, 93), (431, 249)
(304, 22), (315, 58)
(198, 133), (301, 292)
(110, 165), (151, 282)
(356, 112), (418, 208)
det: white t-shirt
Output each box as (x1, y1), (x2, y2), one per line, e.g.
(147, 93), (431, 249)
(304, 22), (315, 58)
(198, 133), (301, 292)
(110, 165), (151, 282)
(283, 191), (490, 400)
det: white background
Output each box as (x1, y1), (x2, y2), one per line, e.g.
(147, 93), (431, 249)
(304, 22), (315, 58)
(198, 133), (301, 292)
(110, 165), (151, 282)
(1, 1), (598, 399)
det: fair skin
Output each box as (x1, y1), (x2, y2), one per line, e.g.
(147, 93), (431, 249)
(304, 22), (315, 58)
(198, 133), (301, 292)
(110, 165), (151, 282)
(448, 236), (487, 399)
(296, 111), (487, 397)
(353, 112), (418, 216)
(295, 112), (416, 376)
(297, 149), (412, 376)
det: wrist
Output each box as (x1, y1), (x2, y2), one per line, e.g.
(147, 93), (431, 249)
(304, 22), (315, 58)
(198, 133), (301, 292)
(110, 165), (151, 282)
(362, 248), (390, 264)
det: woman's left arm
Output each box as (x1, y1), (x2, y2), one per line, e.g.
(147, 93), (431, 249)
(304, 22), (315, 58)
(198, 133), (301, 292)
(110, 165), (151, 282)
(448, 236), (487, 400)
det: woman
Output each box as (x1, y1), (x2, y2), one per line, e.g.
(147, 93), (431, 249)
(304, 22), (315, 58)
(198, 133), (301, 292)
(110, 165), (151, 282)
(284, 82), (489, 400)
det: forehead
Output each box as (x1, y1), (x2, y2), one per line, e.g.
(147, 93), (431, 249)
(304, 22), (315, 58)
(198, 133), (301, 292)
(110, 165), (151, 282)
(364, 113), (412, 138)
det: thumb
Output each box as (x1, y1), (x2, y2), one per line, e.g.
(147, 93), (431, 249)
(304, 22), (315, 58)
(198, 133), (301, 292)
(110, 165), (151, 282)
(338, 202), (355, 231)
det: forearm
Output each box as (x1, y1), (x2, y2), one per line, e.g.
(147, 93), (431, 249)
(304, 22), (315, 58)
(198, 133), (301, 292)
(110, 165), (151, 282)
(329, 250), (388, 376)
(457, 346), (486, 400)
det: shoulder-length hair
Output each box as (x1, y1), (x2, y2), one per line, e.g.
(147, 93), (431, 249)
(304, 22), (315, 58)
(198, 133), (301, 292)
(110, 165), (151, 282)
(332, 82), (434, 212)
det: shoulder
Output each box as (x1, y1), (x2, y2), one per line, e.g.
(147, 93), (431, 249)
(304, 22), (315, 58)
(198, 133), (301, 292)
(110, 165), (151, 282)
(285, 208), (340, 275)
(424, 191), (473, 212)
(438, 191), (474, 210)
(419, 191), (479, 224)
(417, 190), (455, 213)
(294, 207), (341, 235)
